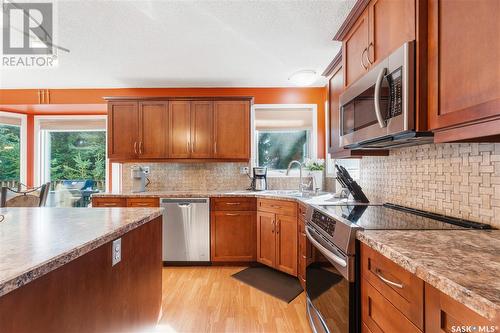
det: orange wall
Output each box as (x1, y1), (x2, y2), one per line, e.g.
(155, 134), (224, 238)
(1, 87), (328, 186)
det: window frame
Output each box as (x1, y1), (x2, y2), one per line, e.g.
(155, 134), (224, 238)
(0, 111), (27, 185)
(252, 104), (317, 177)
(34, 115), (108, 189)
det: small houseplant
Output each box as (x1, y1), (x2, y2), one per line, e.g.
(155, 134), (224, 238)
(304, 159), (325, 190)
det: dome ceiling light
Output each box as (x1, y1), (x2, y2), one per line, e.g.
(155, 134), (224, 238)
(288, 70), (318, 86)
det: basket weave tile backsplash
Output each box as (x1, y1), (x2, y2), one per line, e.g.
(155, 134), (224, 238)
(121, 163), (309, 192)
(359, 143), (500, 228)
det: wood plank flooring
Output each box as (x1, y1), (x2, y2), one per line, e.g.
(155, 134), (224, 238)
(157, 266), (311, 333)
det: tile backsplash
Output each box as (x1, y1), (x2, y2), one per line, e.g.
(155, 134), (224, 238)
(359, 143), (500, 228)
(121, 163), (310, 192)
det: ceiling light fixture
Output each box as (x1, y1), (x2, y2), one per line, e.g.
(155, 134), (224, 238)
(288, 70), (318, 86)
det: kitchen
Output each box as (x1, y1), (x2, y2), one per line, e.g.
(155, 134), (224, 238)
(0, 0), (499, 332)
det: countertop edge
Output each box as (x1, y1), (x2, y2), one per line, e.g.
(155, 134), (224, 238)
(356, 231), (500, 323)
(0, 209), (163, 298)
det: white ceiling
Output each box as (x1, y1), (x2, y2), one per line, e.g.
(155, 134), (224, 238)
(0, 0), (354, 89)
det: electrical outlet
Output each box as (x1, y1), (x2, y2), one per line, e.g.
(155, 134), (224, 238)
(112, 238), (121, 266)
(240, 166), (249, 174)
(142, 166), (150, 174)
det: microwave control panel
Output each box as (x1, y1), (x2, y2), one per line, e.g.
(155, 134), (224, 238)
(387, 67), (403, 118)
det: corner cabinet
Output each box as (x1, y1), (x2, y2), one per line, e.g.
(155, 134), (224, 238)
(105, 97), (252, 162)
(428, 0), (500, 142)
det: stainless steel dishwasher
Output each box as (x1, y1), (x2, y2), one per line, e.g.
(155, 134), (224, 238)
(160, 198), (210, 263)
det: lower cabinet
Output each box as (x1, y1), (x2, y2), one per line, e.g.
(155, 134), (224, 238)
(360, 243), (496, 332)
(210, 210), (256, 262)
(92, 197), (159, 207)
(256, 199), (298, 277)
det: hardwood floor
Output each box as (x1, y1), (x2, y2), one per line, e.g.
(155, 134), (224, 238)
(157, 266), (311, 333)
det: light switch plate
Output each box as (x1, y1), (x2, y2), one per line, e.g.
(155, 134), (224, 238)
(142, 166), (150, 174)
(240, 166), (249, 174)
(112, 238), (121, 266)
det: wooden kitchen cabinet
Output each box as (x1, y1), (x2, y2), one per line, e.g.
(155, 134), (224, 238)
(139, 101), (169, 159)
(107, 101), (140, 159)
(211, 197), (257, 262)
(256, 211), (277, 268)
(92, 197), (159, 207)
(428, 0), (500, 142)
(126, 197), (159, 207)
(169, 101), (191, 158)
(191, 101), (214, 158)
(297, 203), (312, 288)
(213, 100), (250, 160)
(92, 197), (126, 207)
(425, 284), (496, 332)
(343, 10), (370, 87)
(257, 199), (298, 276)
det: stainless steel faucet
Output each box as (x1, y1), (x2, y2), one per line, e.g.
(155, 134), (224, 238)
(286, 160), (310, 194)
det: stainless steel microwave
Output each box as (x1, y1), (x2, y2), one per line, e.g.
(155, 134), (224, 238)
(339, 41), (432, 150)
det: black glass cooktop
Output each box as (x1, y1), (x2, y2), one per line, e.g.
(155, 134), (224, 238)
(316, 203), (492, 230)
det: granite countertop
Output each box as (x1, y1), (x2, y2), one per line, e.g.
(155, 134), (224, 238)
(357, 229), (500, 323)
(0, 207), (163, 298)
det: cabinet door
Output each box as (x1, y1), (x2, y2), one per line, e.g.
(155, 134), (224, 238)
(275, 214), (298, 276)
(428, 0), (500, 137)
(211, 211), (256, 262)
(168, 101), (191, 158)
(139, 101), (169, 159)
(368, 0), (415, 65)
(256, 211), (276, 267)
(191, 101), (214, 158)
(343, 10), (369, 87)
(108, 101), (139, 159)
(425, 284), (494, 333)
(213, 101), (250, 159)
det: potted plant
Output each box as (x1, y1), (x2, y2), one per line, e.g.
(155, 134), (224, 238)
(304, 158), (325, 191)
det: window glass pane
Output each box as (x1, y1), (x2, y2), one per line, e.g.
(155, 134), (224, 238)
(258, 130), (309, 170)
(46, 131), (106, 207)
(0, 124), (21, 185)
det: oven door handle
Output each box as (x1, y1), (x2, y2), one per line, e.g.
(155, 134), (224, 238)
(374, 67), (388, 128)
(305, 227), (347, 268)
(307, 297), (330, 333)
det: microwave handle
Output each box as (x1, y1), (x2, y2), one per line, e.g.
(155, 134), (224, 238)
(374, 67), (388, 128)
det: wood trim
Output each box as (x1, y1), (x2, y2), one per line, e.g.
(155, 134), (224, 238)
(332, 0), (371, 41)
(322, 51), (342, 77)
(415, 0), (428, 131)
(433, 115), (500, 143)
(103, 96), (255, 102)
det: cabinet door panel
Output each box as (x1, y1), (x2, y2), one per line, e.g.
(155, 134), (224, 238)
(369, 0), (415, 65)
(168, 101), (191, 158)
(256, 211), (276, 267)
(108, 102), (139, 159)
(211, 211), (256, 262)
(191, 101), (213, 158)
(428, 0), (500, 133)
(343, 11), (369, 87)
(213, 101), (250, 159)
(275, 214), (298, 276)
(139, 101), (168, 159)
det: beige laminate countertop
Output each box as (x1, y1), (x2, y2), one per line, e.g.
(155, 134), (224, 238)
(357, 229), (500, 323)
(0, 207), (163, 298)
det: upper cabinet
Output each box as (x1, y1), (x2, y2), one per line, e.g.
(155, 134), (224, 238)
(428, 0), (500, 142)
(339, 0), (415, 88)
(106, 97), (252, 162)
(213, 100), (250, 159)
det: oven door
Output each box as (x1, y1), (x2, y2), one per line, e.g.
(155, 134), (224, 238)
(305, 226), (357, 333)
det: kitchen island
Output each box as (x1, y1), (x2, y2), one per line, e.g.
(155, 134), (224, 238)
(0, 207), (163, 333)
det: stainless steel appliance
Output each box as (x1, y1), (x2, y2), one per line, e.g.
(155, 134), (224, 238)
(339, 41), (433, 150)
(251, 167), (267, 191)
(305, 203), (491, 333)
(161, 198), (210, 263)
(131, 166), (148, 193)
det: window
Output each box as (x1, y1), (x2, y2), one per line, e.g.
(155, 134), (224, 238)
(254, 105), (316, 175)
(35, 116), (107, 207)
(0, 112), (26, 187)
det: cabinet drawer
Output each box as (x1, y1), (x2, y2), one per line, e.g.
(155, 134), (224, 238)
(92, 197), (126, 207)
(361, 243), (424, 330)
(211, 197), (256, 211)
(257, 198), (297, 217)
(362, 278), (421, 333)
(126, 197), (159, 207)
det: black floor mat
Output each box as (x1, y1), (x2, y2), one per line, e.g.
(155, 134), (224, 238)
(231, 266), (303, 303)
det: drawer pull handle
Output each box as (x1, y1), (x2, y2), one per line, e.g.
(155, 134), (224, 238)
(225, 202), (241, 205)
(103, 203), (117, 207)
(374, 269), (404, 289)
(136, 203), (150, 206)
(225, 213), (239, 216)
